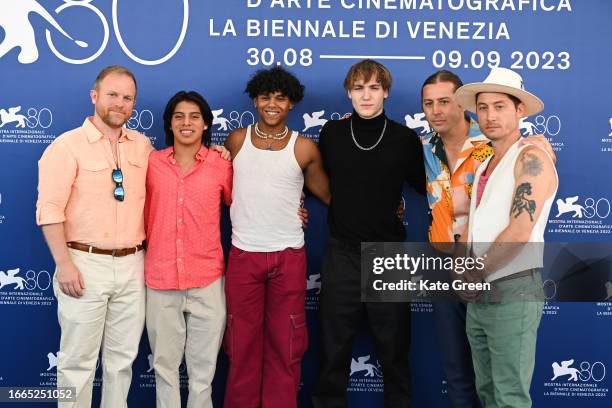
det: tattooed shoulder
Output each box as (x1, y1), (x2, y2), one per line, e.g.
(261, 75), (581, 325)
(519, 151), (543, 177)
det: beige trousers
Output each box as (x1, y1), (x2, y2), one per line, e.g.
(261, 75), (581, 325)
(53, 248), (146, 408)
(146, 277), (226, 408)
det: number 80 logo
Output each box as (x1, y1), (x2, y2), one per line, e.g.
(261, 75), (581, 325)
(45, 0), (189, 65)
(24, 270), (52, 291)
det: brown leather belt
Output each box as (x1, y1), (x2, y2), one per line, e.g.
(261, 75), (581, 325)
(67, 241), (143, 257)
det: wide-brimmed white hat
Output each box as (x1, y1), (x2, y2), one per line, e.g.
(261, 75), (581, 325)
(455, 67), (544, 116)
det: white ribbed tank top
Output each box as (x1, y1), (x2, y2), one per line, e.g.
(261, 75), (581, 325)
(467, 140), (558, 282)
(230, 125), (304, 251)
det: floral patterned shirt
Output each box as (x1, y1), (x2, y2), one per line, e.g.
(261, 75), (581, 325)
(421, 121), (492, 243)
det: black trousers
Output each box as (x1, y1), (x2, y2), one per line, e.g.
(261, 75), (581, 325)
(313, 238), (412, 408)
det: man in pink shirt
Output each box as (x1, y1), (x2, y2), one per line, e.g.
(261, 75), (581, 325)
(36, 66), (153, 407)
(144, 91), (232, 408)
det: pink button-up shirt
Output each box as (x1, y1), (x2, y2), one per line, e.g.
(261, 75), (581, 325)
(144, 146), (232, 290)
(36, 118), (153, 249)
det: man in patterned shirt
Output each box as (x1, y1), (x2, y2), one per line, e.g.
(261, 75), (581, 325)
(420, 70), (554, 408)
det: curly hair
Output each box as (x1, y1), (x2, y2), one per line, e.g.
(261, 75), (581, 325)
(245, 67), (305, 103)
(163, 91), (213, 147)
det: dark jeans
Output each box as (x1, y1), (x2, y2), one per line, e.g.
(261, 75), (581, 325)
(432, 301), (481, 408)
(313, 238), (411, 408)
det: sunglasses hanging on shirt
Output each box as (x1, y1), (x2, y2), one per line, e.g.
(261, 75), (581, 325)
(112, 168), (125, 201)
(110, 135), (125, 202)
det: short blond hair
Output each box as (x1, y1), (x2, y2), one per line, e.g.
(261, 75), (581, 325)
(94, 65), (137, 94)
(344, 59), (392, 91)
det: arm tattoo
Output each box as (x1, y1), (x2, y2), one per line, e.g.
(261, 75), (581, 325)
(511, 182), (536, 221)
(519, 152), (543, 177)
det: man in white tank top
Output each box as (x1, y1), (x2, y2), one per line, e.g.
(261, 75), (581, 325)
(454, 67), (558, 408)
(222, 67), (330, 408)
(420, 70), (556, 408)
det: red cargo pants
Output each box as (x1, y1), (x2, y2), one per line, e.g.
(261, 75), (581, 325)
(223, 245), (308, 408)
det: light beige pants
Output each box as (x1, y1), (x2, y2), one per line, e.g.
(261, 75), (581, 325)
(53, 248), (145, 408)
(146, 277), (226, 408)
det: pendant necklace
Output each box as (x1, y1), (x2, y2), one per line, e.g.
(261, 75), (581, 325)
(254, 123), (289, 150)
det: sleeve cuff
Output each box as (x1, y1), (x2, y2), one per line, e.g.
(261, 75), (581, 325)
(36, 208), (66, 226)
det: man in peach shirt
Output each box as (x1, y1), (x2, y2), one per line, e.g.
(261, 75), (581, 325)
(36, 66), (153, 408)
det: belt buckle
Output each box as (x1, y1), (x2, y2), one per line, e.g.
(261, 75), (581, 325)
(111, 249), (118, 257)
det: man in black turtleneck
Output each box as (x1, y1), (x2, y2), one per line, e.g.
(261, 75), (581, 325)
(313, 60), (426, 408)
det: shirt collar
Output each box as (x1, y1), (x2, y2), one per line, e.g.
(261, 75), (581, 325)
(429, 120), (489, 149)
(195, 145), (209, 161)
(164, 145), (209, 162)
(430, 133), (448, 168)
(429, 132), (442, 146)
(426, 120), (489, 168)
(83, 117), (134, 144)
(465, 134), (489, 148)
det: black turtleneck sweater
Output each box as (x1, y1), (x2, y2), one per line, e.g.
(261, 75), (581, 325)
(319, 110), (426, 244)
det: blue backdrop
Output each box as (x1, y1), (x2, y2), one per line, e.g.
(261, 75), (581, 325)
(1, 1), (611, 407)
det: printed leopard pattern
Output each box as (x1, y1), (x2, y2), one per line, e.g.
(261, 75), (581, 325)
(471, 143), (493, 163)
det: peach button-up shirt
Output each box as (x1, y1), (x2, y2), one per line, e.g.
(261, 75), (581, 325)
(36, 118), (153, 249)
(144, 146), (232, 290)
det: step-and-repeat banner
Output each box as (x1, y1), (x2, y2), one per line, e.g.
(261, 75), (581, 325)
(1, 1), (610, 407)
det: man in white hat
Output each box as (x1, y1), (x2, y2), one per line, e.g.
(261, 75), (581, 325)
(454, 67), (558, 408)
(419, 70), (555, 408)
